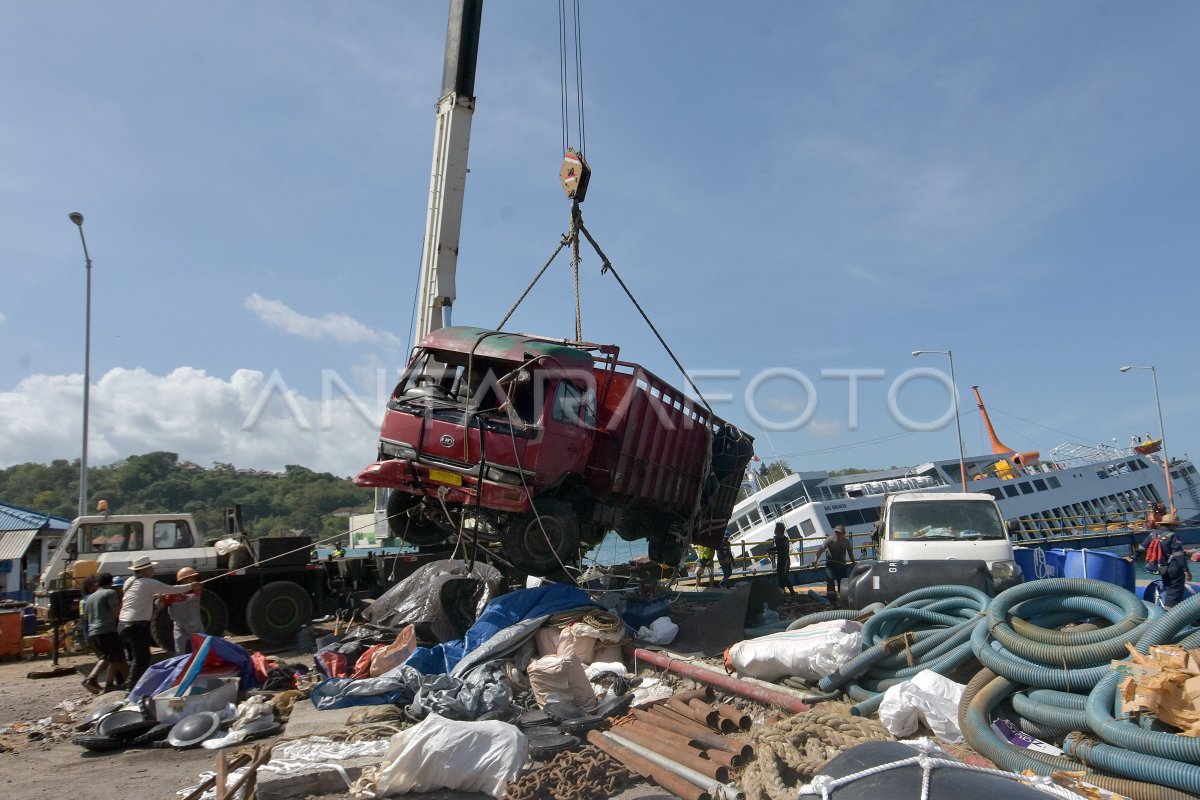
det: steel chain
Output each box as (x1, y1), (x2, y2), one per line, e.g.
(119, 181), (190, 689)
(504, 745), (631, 800)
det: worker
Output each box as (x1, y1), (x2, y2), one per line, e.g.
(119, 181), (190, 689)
(330, 541), (346, 560)
(158, 567), (204, 654)
(694, 544), (716, 587)
(811, 525), (857, 604)
(80, 572), (127, 694)
(772, 522), (797, 596)
(118, 557), (194, 689)
(1131, 513), (1191, 608)
(717, 531), (735, 588)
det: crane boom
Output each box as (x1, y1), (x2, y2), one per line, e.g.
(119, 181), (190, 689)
(413, 0), (483, 347)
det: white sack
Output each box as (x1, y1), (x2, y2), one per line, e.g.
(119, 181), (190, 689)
(636, 616), (678, 645)
(878, 669), (966, 743)
(727, 619), (862, 682)
(369, 714), (527, 798)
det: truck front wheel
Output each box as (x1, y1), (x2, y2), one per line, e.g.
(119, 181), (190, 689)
(245, 581), (313, 644)
(506, 499), (580, 576)
(387, 491), (448, 547)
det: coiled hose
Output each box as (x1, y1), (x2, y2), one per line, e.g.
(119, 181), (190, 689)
(958, 667), (1194, 800)
(811, 585), (990, 715)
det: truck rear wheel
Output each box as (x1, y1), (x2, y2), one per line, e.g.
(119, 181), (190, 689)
(245, 581), (312, 644)
(387, 491), (447, 547)
(506, 499), (580, 576)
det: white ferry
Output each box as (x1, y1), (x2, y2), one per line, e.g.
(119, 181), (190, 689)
(729, 388), (1200, 562)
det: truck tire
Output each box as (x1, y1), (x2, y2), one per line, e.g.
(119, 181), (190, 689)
(648, 531), (687, 568)
(387, 491), (447, 547)
(150, 592), (229, 652)
(151, 607), (175, 653)
(506, 499), (580, 576)
(245, 581), (312, 643)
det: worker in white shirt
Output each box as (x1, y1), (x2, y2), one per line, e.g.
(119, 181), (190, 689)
(117, 556), (195, 689)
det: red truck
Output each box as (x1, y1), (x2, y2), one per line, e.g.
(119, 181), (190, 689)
(354, 326), (754, 576)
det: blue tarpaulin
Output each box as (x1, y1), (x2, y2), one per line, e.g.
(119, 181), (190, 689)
(405, 584), (595, 676)
(128, 634), (261, 702)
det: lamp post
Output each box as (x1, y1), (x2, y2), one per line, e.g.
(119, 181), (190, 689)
(1120, 365), (1172, 513)
(913, 349), (967, 491)
(69, 212), (92, 518)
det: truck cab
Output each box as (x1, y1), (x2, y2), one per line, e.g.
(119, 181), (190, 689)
(847, 492), (1022, 607)
(39, 513), (216, 592)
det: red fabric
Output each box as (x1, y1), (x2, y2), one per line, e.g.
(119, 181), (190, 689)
(250, 652), (272, 684)
(317, 650), (350, 679)
(351, 644), (386, 679)
(161, 586), (202, 606)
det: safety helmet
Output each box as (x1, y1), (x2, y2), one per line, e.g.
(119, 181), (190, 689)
(176, 566), (200, 581)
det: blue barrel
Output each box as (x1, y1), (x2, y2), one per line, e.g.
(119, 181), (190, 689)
(1013, 546), (1065, 581)
(21, 607), (37, 636)
(1062, 548), (1135, 593)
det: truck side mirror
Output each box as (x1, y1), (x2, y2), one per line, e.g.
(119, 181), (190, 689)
(1006, 520), (1020, 535)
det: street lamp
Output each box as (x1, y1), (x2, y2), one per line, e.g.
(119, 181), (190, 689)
(913, 349), (967, 491)
(1120, 365), (1172, 513)
(69, 212), (92, 518)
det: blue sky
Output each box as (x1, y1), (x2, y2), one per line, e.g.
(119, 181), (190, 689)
(1, 1), (1197, 480)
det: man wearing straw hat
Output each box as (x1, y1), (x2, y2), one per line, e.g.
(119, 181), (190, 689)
(117, 556), (195, 688)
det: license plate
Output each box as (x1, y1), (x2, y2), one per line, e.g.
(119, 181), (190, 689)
(427, 468), (462, 486)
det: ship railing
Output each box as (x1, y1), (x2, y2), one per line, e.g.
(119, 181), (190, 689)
(1007, 509), (1150, 540)
(683, 531), (877, 587)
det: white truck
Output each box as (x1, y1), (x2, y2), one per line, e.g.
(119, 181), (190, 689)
(845, 492), (1023, 607)
(36, 510), (358, 646)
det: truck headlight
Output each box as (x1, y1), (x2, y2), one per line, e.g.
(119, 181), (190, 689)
(485, 466), (523, 485)
(380, 440), (417, 460)
(991, 560), (1020, 580)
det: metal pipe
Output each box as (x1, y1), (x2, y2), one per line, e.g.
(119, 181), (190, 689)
(620, 718), (697, 753)
(635, 647), (811, 713)
(611, 723), (729, 782)
(586, 730), (711, 800)
(701, 748), (742, 769)
(605, 731), (744, 800)
(673, 699), (720, 728)
(634, 708), (752, 758)
(715, 702), (752, 732)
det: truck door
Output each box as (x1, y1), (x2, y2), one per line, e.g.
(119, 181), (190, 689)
(534, 378), (595, 479)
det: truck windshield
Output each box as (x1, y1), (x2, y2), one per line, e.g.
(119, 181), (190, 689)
(889, 501), (1006, 541)
(395, 351), (537, 423)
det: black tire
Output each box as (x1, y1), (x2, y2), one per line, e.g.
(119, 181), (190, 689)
(74, 734), (127, 752)
(150, 607), (175, 653)
(387, 490), (448, 547)
(150, 592), (227, 650)
(245, 581), (313, 643)
(200, 592), (229, 636)
(505, 499), (580, 576)
(648, 531), (688, 568)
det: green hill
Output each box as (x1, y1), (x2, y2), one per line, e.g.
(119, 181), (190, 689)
(0, 452), (371, 541)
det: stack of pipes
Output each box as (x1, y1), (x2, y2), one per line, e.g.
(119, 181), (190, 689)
(587, 687), (753, 800)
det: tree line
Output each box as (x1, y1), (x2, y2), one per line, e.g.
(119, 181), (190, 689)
(0, 452), (371, 541)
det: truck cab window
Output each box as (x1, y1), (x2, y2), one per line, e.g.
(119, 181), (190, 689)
(551, 380), (596, 428)
(153, 520), (194, 549)
(83, 522), (144, 553)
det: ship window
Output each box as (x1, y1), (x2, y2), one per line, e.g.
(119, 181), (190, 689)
(786, 526), (801, 540)
(1019, 482), (1034, 495)
(983, 488), (1003, 501)
(800, 519), (816, 536)
(1095, 470), (1108, 480)
(1033, 479), (1047, 492)
(1048, 476), (1061, 489)
(1004, 485), (1019, 498)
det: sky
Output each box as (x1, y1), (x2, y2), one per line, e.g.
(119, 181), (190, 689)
(1, 1), (1198, 483)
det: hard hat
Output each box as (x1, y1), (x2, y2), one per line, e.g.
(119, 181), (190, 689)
(176, 566), (199, 581)
(1161, 513), (1180, 527)
(112, 576), (125, 587)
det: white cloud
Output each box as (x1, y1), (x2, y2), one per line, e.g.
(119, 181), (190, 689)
(0, 367), (385, 477)
(245, 293), (401, 348)
(806, 419), (842, 438)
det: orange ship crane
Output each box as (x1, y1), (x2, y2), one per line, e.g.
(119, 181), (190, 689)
(971, 386), (1040, 479)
